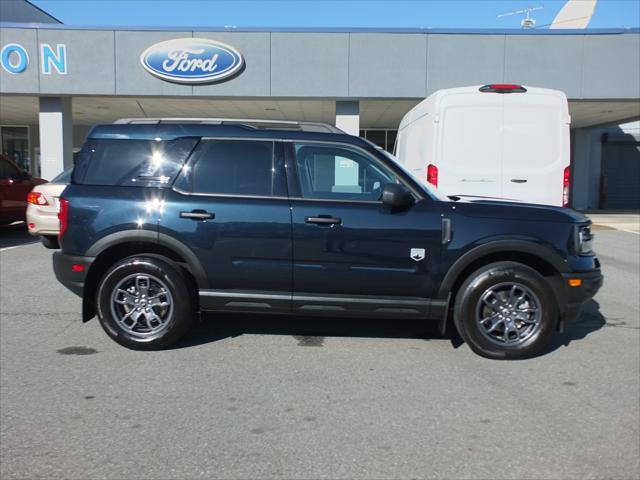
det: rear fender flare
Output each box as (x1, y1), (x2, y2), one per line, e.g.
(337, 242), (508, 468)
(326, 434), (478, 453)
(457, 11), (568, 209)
(85, 229), (208, 289)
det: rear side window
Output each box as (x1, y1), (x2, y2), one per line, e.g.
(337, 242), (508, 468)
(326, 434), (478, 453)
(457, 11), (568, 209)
(174, 139), (286, 197)
(73, 138), (198, 186)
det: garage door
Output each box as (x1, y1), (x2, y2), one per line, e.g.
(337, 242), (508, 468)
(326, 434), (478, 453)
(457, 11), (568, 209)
(601, 134), (640, 210)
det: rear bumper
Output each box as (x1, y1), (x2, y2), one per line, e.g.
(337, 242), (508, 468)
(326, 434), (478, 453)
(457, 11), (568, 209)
(559, 269), (604, 323)
(26, 205), (59, 236)
(53, 252), (94, 297)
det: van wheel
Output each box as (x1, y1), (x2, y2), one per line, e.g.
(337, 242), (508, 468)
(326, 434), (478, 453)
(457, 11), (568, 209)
(453, 262), (558, 360)
(96, 256), (193, 349)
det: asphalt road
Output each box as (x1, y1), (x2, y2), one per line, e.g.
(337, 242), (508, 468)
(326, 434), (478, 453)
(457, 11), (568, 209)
(1, 226), (638, 480)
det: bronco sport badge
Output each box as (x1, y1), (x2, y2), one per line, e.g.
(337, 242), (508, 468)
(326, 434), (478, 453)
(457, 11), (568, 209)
(410, 248), (426, 262)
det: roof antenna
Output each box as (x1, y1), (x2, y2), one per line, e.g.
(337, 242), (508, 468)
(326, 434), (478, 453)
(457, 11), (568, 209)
(498, 6), (544, 29)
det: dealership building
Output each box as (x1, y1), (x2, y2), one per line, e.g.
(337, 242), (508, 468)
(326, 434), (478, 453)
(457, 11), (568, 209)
(1, 0), (639, 209)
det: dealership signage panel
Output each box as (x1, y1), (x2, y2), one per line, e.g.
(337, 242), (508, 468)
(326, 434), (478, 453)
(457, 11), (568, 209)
(1, 43), (67, 74)
(140, 38), (244, 84)
(1, 38), (243, 84)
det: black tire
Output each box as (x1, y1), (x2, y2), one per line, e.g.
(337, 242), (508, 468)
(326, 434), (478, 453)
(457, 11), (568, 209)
(453, 261), (558, 360)
(40, 235), (59, 249)
(96, 256), (194, 349)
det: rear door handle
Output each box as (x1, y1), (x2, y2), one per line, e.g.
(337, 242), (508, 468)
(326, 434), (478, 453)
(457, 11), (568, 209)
(305, 215), (342, 225)
(180, 210), (214, 220)
(510, 179), (528, 183)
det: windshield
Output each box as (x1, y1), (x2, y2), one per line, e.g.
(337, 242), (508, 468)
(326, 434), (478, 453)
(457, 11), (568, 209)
(52, 167), (73, 184)
(372, 145), (450, 201)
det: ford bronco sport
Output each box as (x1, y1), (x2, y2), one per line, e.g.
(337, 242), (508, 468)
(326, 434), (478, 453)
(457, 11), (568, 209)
(53, 119), (603, 359)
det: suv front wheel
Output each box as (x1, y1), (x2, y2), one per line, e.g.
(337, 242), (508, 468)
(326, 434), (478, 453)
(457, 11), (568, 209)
(96, 256), (194, 349)
(453, 261), (558, 360)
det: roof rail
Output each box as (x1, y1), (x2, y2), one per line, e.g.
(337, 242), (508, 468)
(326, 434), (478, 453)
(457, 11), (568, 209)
(113, 117), (345, 134)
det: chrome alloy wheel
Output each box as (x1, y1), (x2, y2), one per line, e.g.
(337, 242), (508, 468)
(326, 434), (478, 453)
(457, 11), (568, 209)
(475, 282), (542, 346)
(110, 273), (173, 338)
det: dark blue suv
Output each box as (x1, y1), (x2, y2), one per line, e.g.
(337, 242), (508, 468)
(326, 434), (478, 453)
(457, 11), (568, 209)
(53, 119), (603, 359)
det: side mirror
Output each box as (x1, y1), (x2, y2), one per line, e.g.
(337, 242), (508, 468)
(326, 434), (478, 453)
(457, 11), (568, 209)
(381, 183), (414, 209)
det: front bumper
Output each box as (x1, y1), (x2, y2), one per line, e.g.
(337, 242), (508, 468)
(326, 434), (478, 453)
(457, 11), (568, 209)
(53, 252), (95, 297)
(559, 269), (604, 323)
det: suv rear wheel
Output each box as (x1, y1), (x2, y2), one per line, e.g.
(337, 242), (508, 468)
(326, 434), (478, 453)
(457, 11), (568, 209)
(96, 256), (194, 349)
(453, 261), (558, 360)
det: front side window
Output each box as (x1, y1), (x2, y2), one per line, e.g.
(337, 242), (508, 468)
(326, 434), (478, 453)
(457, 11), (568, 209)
(293, 142), (397, 201)
(175, 139), (286, 197)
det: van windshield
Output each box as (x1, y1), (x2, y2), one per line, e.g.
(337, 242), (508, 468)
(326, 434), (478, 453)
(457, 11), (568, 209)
(373, 145), (450, 202)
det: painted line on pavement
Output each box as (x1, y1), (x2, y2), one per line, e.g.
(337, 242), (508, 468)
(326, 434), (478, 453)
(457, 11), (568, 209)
(0, 242), (40, 252)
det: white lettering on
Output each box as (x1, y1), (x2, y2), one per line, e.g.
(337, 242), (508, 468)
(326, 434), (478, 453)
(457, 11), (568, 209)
(162, 48), (219, 74)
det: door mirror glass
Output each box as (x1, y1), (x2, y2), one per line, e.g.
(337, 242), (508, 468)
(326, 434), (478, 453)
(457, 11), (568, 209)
(381, 183), (414, 209)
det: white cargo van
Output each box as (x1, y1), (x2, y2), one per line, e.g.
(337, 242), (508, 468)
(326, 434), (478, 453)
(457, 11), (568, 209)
(395, 84), (571, 206)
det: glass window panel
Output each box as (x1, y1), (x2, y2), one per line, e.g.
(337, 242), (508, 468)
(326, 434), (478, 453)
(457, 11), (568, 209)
(293, 142), (396, 201)
(386, 130), (397, 153)
(365, 130), (386, 150)
(175, 140), (286, 197)
(1, 126), (30, 173)
(73, 138), (197, 186)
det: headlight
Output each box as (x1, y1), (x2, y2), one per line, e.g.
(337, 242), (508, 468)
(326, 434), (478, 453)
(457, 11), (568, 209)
(575, 224), (594, 255)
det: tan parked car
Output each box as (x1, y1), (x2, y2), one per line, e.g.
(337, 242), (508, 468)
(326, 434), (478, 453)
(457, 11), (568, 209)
(26, 167), (72, 249)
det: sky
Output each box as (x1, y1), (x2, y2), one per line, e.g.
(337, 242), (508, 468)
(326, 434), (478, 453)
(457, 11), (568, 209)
(27, 0), (640, 29)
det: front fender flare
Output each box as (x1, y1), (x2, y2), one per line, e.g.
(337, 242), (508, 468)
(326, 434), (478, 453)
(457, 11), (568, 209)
(437, 239), (569, 299)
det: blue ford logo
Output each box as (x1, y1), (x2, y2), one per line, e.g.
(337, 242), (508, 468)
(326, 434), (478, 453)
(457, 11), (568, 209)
(140, 38), (244, 84)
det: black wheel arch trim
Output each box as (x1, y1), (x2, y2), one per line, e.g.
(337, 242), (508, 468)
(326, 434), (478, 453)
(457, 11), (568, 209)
(157, 232), (208, 288)
(85, 229), (158, 257)
(438, 239), (569, 300)
(84, 229), (209, 289)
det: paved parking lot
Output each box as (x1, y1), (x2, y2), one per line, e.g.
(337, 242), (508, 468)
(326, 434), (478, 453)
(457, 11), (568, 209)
(1, 225), (638, 480)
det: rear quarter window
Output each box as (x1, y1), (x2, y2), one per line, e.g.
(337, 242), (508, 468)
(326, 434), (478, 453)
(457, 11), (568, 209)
(72, 138), (198, 186)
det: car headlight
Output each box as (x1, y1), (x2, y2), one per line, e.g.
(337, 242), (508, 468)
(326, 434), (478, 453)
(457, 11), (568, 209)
(574, 224), (594, 255)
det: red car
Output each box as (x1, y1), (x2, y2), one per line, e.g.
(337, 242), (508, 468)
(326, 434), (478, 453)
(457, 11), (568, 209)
(0, 155), (46, 226)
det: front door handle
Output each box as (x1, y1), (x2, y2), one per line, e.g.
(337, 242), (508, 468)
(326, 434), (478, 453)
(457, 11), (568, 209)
(180, 210), (214, 221)
(510, 179), (528, 183)
(305, 215), (342, 226)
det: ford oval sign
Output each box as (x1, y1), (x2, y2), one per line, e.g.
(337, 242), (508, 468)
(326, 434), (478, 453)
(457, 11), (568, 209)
(140, 38), (244, 84)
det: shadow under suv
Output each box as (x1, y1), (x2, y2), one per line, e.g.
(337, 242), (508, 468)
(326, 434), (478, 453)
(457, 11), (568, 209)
(53, 119), (603, 359)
